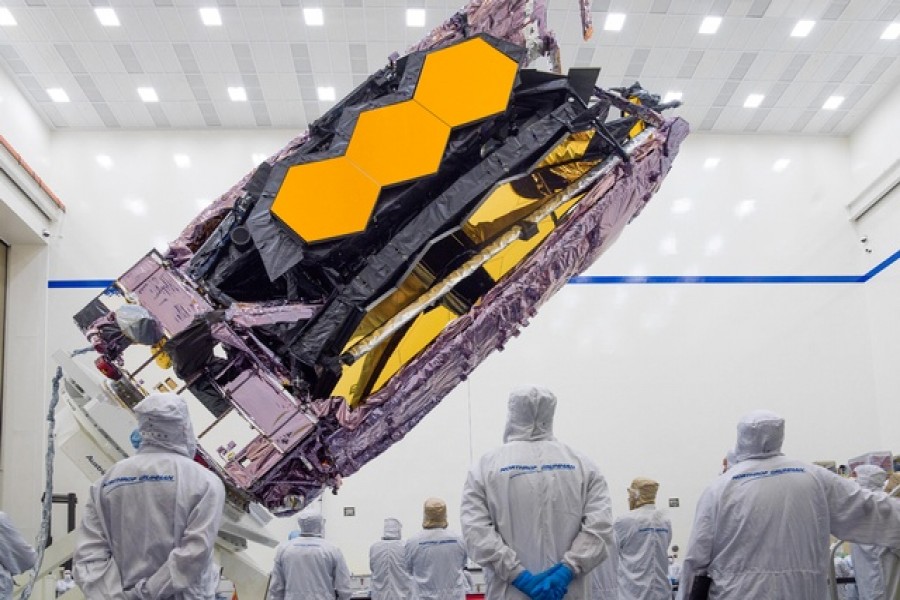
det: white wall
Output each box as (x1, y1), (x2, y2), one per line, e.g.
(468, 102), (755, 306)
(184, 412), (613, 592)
(33, 124), (893, 575)
(0, 66), (55, 553)
(848, 80), (900, 455)
(0, 65), (51, 173)
(0, 58), (895, 578)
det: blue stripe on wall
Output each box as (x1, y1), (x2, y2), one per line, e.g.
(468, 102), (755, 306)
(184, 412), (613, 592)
(47, 249), (900, 289)
(861, 249), (900, 282)
(48, 279), (115, 289)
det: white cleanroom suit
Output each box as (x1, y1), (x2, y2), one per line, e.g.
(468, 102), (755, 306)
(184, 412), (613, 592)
(74, 392), (225, 600)
(460, 386), (614, 600)
(849, 465), (900, 600)
(369, 517), (413, 599)
(405, 498), (468, 600)
(0, 511), (38, 600)
(835, 554), (860, 600)
(679, 410), (900, 600)
(615, 478), (672, 600)
(267, 512), (352, 600)
(590, 531), (618, 600)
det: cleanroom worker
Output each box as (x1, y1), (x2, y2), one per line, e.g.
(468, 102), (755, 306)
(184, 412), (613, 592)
(370, 517), (413, 599)
(74, 392), (225, 599)
(267, 512), (352, 600)
(615, 478), (672, 600)
(835, 553), (860, 600)
(679, 410), (900, 600)
(460, 386), (614, 600)
(405, 498), (468, 600)
(887, 473), (900, 496)
(55, 568), (77, 597)
(849, 465), (900, 600)
(0, 511), (37, 600)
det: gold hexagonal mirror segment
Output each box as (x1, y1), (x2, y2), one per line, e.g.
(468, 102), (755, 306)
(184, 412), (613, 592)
(271, 157), (381, 243)
(345, 99), (451, 187)
(413, 37), (519, 128)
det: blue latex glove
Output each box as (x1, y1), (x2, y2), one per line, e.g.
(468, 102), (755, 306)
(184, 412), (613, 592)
(533, 563), (574, 600)
(512, 571), (544, 597)
(130, 428), (142, 450)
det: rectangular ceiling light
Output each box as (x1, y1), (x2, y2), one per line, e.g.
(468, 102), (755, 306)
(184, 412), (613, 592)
(303, 7), (324, 26)
(703, 157), (720, 169)
(96, 154), (113, 169)
(791, 20), (815, 37)
(199, 7), (222, 26)
(881, 23), (900, 40)
(822, 95), (844, 110)
(94, 7), (120, 27)
(743, 93), (765, 108)
(317, 86), (336, 101)
(699, 16), (721, 34)
(662, 91), (683, 103)
(604, 13), (626, 31)
(47, 88), (70, 103)
(138, 87), (159, 102)
(228, 86), (247, 102)
(406, 8), (426, 27)
(0, 8), (16, 26)
(173, 154), (191, 168)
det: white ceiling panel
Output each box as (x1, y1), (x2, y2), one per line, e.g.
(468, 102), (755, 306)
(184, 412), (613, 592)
(0, 0), (896, 134)
(66, 7), (99, 44)
(363, 7), (388, 43)
(127, 8), (169, 43)
(343, 8), (368, 41)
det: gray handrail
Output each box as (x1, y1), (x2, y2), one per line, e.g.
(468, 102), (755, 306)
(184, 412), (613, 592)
(828, 540), (843, 600)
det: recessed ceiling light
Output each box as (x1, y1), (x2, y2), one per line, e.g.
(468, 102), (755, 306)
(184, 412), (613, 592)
(406, 8), (426, 27)
(96, 154), (113, 169)
(662, 91), (683, 103)
(138, 87), (158, 102)
(822, 95), (844, 110)
(251, 153), (268, 165)
(199, 7), (222, 26)
(735, 199), (756, 218)
(772, 158), (790, 172)
(94, 7), (120, 27)
(0, 8), (16, 26)
(228, 86), (247, 102)
(173, 154), (191, 168)
(317, 86), (336, 101)
(303, 7), (324, 26)
(195, 198), (212, 210)
(699, 16), (721, 34)
(671, 198), (692, 214)
(882, 23), (900, 40)
(703, 157), (720, 169)
(604, 13), (626, 31)
(47, 88), (69, 103)
(791, 20), (815, 37)
(743, 93), (765, 108)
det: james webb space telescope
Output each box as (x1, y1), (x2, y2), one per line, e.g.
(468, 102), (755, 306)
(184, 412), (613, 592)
(60, 28), (687, 519)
